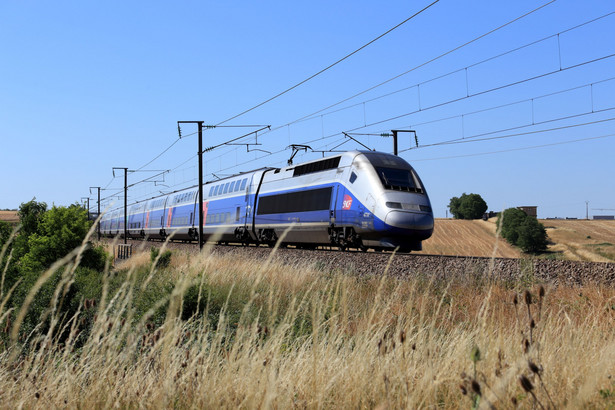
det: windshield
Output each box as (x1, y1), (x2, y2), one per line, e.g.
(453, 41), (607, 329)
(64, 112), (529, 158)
(376, 167), (423, 193)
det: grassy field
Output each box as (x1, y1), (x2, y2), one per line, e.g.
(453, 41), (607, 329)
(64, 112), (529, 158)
(2, 238), (615, 408)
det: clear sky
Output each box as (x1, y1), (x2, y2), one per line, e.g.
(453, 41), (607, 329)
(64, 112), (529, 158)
(1, 0), (614, 218)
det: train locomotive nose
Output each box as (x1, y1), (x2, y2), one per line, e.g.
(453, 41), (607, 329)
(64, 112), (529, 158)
(384, 210), (434, 240)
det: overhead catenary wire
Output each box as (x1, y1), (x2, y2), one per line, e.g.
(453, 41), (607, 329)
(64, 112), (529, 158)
(290, 10), (615, 124)
(411, 132), (615, 161)
(122, 0), (566, 194)
(100, 1), (615, 211)
(184, 7), (611, 181)
(214, 0), (440, 127)
(400, 116), (615, 152)
(265, 0), (559, 131)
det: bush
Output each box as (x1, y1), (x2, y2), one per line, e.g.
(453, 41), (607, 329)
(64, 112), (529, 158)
(150, 247), (172, 268)
(499, 208), (528, 245)
(0, 220), (12, 248)
(8, 203), (108, 340)
(498, 208), (548, 253)
(448, 193), (488, 219)
(19, 204), (102, 273)
(517, 217), (549, 253)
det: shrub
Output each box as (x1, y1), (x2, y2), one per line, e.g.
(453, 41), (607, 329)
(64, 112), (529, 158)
(517, 217), (549, 253)
(498, 208), (548, 253)
(0, 220), (12, 248)
(499, 208), (528, 245)
(8, 203), (108, 340)
(448, 193), (488, 219)
(150, 247), (172, 268)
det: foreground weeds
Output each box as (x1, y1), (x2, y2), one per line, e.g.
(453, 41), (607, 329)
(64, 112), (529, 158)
(1, 239), (615, 408)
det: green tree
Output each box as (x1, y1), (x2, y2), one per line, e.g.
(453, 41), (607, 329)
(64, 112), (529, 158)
(12, 203), (108, 339)
(0, 220), (12, 249)
(497, 208), (548, 253)
(448, 193), (488, 219)
(517, 217), (548, 253)
(19, 204), (102, 273)
(498, 208), (528, 245)
(17, 198), (47, 237)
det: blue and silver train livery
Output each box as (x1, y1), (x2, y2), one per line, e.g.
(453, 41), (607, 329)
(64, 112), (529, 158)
(100, 150), (434, 251)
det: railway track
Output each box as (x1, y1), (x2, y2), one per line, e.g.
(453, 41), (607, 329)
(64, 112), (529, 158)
(102, 238), (615, 286)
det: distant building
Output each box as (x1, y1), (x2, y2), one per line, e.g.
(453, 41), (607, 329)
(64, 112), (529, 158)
(594, 215), (615, 220)
(517, 206), (537, 218)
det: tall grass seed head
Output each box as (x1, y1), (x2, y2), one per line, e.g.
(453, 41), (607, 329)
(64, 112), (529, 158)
(524, 290), (532, 305)
(519, 375), (534, 392)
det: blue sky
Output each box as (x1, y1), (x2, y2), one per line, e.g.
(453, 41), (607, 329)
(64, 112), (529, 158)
(1, 0), (614, 218)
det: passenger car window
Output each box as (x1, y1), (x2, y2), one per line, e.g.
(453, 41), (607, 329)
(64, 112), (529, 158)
(223, 183), (230, 194)
(240, 179), (247, 190)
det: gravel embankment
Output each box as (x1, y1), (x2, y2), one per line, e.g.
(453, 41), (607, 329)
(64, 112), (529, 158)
(106, 239), (615, 286)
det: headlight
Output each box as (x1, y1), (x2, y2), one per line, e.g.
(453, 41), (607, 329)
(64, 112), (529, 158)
(386, 202), (431, 212)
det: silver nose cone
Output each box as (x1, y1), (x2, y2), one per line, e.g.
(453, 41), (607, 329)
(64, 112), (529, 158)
(385, 210), (434, 231)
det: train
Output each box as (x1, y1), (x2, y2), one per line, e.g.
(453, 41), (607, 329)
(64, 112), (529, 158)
(100, 150), (434, 252)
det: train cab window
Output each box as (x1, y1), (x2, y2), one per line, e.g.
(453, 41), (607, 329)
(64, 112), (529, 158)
(240, 178), (247, 190)
(223, 183), (230, 194)
(375, 167), (423, 193)
(349, 172), (357, 184)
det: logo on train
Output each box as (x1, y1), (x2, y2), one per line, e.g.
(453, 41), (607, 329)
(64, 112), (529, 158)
(342, 195), (353, 210)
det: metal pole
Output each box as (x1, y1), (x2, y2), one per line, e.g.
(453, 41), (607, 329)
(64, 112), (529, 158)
(389, 129), (418, 155)
(96, 187), (100, 240)
(124, 168), (127, 244)
(392, 130), (398, 155)
(198, 122), (204, 250)
(178, 121), (205, 250)
(113, 167), (128, 245)
(90, 187), (101, 241)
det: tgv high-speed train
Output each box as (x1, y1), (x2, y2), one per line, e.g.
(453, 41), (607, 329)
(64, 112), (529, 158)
(100, 150), (434, 251)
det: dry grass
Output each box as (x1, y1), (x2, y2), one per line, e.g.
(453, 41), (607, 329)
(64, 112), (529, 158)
(0, 211), (19, 224)
(2, 237), (615, 408)
(418, 218), (521, 258)
(543, 219), (615, 262)
(420, 218), (615, 261)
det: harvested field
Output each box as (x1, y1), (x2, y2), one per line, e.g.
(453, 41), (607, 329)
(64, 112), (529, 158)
(417, 218), (520, 258)
(542, 219), (615, 262)
(0, 210), (18, 224)
(418, 218), (615, 262)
